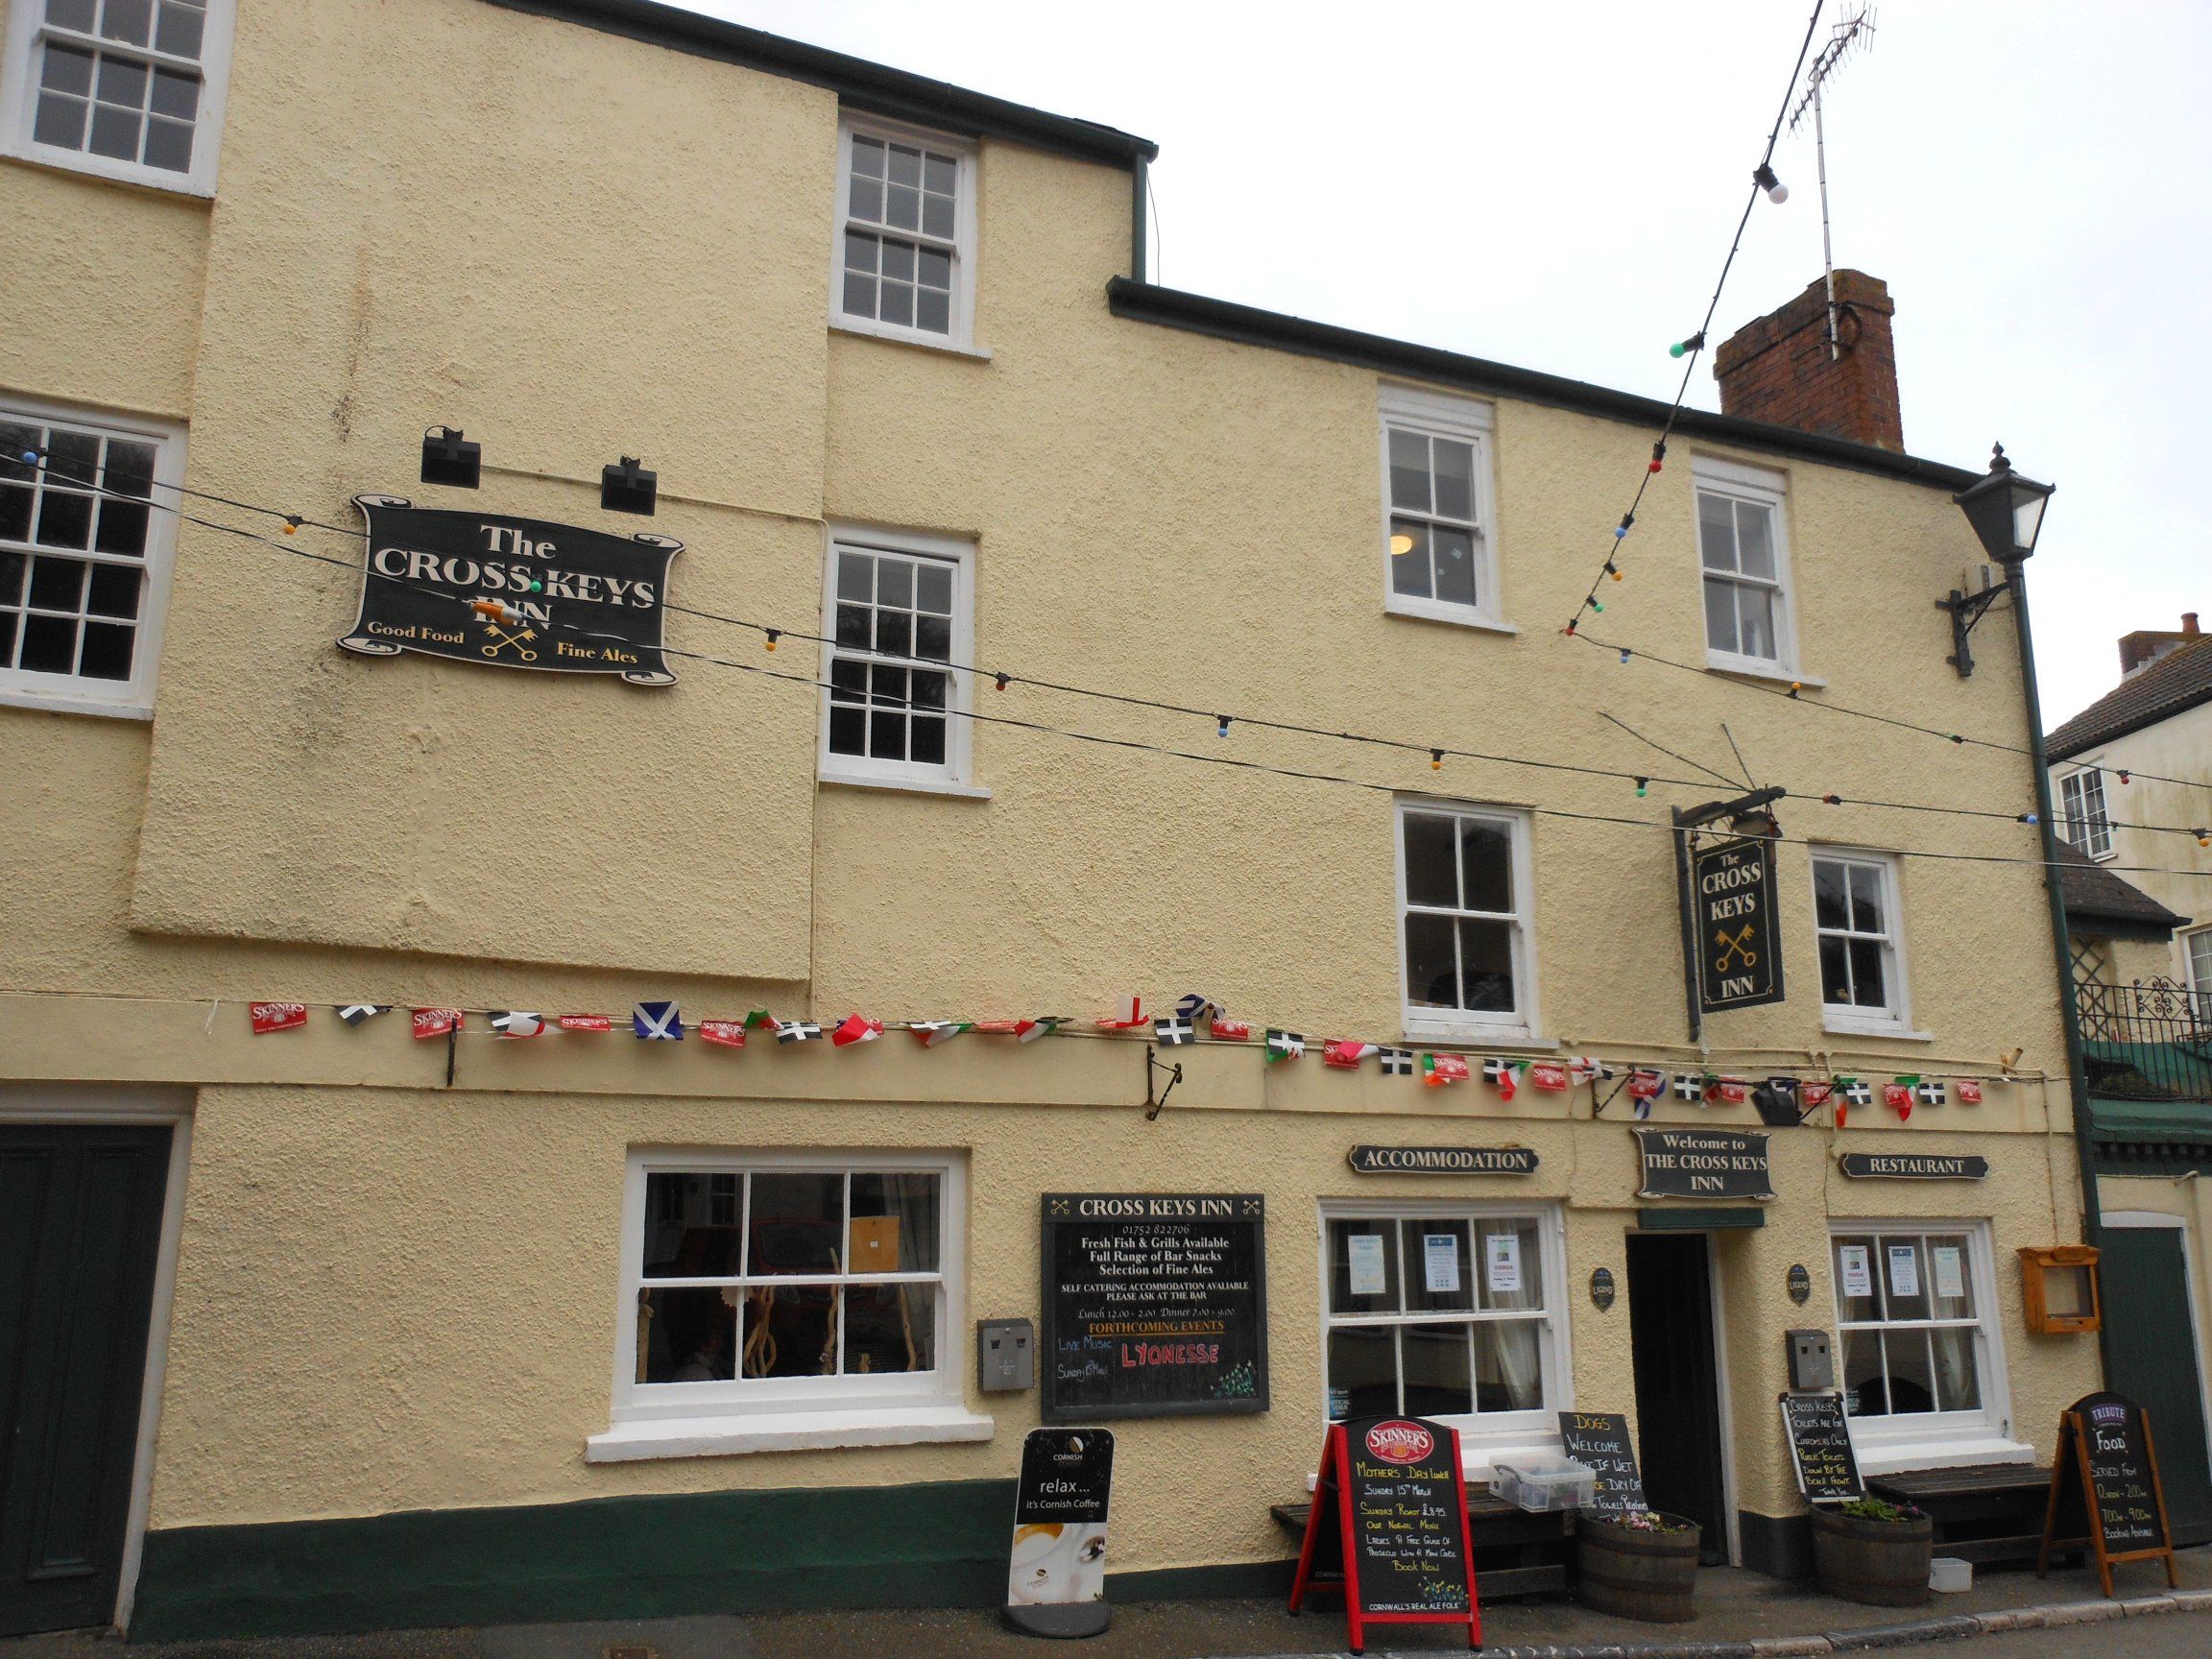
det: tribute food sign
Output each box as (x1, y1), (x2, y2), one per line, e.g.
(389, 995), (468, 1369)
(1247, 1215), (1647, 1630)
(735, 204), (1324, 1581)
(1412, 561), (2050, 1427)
(339, 496), (681, 685)
(1633, 1127), (1774, 1201)
(2039, 1390), (2180, 1597)
(1691, 835), (1784, 1013)
(1040, 1193), (1267, 1421)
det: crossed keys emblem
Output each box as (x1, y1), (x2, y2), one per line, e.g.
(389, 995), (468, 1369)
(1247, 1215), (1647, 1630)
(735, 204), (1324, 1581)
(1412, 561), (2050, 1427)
(1712, 924), (1759, 973)
(479, 619), (539, 661)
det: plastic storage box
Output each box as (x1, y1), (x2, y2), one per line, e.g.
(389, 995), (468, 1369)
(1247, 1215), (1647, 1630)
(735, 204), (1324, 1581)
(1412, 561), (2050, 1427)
(1929, 1557), (1973, 1594)
(1489, 1459), (1597, 1512)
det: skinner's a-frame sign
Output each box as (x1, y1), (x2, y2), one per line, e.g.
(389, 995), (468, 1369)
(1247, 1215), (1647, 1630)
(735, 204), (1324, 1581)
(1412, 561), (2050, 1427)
(339, 495), (680, 685)
(1692, 834), (1784, 1013)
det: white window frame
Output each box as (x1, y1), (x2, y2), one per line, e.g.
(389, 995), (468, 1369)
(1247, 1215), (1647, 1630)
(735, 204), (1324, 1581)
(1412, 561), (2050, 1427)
(1693, 455), (1800, 680)
(816, 523), (981, 798)
(2059, 766), (2114, 861)
(0, 392), (182, 720)
(1395, 797), (1541, 1043)
(2185, 926), (2212, 1001)
(591, 1147), (990, 1461)
(1829, 1219), (2028, 1475)
(1378, 384), (1506, 632)
(1317, 1197), (1572, 1472)
(1811, 847), (1919, 1038)
(0, 0), (233, 197)
(830, 114), (980, 355)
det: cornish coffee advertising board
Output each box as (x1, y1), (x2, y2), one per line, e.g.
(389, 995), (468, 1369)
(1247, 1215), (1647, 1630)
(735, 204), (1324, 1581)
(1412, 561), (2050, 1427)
(1041, 1193), (1268, 1421)
(1692, 834), (1784, 1013)
(339, 496), (680, 685)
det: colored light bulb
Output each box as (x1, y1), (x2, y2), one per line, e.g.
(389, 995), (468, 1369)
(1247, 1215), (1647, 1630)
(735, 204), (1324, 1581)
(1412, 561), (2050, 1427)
(1431, 750), (1443, 772)
(1635, 778), (1648, 799)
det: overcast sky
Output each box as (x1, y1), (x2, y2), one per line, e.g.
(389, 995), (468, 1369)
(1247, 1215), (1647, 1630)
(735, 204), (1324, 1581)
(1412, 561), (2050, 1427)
(694, 0), (2207, 725)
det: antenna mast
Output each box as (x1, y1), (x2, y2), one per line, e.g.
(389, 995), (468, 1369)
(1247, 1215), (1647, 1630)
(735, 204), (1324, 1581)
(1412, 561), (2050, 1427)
(1790, 7), (1877, 361)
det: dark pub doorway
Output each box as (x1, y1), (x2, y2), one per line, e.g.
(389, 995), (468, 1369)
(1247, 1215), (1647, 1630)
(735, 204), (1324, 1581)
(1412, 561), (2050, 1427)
(1626, 1232), (1729, 1563)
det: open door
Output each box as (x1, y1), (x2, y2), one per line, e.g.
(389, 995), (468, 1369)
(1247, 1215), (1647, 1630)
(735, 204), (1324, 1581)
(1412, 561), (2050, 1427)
(1626, 1232), (1729, 1563)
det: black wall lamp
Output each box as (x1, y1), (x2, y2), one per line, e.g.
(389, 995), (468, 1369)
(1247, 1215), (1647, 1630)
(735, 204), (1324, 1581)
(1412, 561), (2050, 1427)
(601, 456), (657, 517)
(1936, 444), (2056, 677)
(421, 426), (481, 489)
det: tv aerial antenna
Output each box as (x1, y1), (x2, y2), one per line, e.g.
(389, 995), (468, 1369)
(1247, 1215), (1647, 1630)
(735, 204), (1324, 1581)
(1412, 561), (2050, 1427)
(1790, 6), (1877, 360)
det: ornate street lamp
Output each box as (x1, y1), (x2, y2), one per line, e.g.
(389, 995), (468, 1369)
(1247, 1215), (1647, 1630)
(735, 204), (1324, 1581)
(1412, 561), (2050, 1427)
(1953, 442), (2055, 565)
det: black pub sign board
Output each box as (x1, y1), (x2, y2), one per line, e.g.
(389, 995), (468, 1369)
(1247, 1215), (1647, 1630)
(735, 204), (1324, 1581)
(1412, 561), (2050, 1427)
(2040, 1390), (2180, 1597)
(1346, 1144), (1539, 1176)
(1780, 1391), (1863, 1503)
(1692, 834), (1784, 1013)
(1838, 1152), (1990, 1181)
(339, 495), (681, 685)
(1633, 1126), (1774, 1201)
(1040, 1193), (1267, 1422)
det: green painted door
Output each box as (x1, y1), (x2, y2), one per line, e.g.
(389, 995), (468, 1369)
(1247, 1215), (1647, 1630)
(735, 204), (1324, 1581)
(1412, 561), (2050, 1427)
(0, 1124), (172, 1635)
(2102, 1224), (2212, 1545)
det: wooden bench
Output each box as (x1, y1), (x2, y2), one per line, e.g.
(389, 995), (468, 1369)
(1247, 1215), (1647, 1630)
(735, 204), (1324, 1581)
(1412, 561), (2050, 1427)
(1270, 1490), (1575, 1599)
(1865, 1463), (2061, 1569)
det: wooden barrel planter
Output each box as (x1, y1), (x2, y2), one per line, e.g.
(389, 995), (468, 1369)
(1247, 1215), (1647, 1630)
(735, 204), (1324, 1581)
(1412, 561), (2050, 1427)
(1576, 1514), (1701, 1623)
(1811, 1505), (1934, 1607)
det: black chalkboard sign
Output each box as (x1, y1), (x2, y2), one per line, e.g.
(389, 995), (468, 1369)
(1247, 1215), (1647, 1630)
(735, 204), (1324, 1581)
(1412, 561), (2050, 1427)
(2038, 1391), (2179, 1597)
(1040, 1193), (1268, 1421)
(1287, 1417), (1481, 1652)
(1558, 1410), (1646, 1515)
(1780, 1392), (1863, 1503)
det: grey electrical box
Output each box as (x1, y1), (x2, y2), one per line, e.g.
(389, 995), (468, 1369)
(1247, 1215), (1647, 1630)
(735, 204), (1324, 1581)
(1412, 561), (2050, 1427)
(1787, 1328), (1834, 1391)
(977, 1318), (1034, 1392)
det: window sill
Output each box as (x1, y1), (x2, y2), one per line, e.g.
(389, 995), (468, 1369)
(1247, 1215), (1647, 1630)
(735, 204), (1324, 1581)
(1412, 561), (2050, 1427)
(1383, 599), (1518, 636)
(830, 319), (993, 362)
(1403, 1019), (1552, 1049)
(1851, 1433), (2036, 1479)
(820, 770), (993, 801)
(0, 143), (216, 200)
(0, 688), (153, 721)
(587, 1403), (995, 1462)
(1705, 656), (1825, 691)
(1822, 1017), (1935, 1044)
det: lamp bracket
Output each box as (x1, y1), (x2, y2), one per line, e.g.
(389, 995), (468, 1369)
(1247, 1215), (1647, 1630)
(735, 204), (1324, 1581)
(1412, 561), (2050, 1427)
(1142, 1045), (1184, 1121)
(1936, 580), (2014, 679)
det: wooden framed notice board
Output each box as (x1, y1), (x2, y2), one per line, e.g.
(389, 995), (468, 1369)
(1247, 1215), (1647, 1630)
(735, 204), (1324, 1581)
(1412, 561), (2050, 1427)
(2038, 1390), (2178, 1597)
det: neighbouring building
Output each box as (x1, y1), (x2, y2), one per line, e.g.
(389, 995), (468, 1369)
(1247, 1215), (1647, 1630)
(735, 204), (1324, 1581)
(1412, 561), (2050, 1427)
(2, 0), (2112, 1638)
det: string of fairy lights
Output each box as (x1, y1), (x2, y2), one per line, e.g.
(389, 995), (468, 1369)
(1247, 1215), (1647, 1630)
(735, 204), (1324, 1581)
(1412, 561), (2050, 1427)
(23, 445), (2212, 852)
(30, 454), (2212, 880)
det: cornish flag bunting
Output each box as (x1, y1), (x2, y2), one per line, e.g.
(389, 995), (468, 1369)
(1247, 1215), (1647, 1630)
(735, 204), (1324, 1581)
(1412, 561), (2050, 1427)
(1378, 1046), (1415, 1076)
(489, 1011), (545, 1038)
(908, 1021), (969, 1047)
(633, 1001), (684, 1041)
(558, 1014), (613, 1033)
(1264, 1029), (1305, 1062)
(831, 1015), (884, 1046)
(1016, 1016), (1068, 1044)
(1839, 1078), (1874, 1107)
(1913, 1079), (1946, 1107)
(250, 1002), (309, 1034)
(413, 1008), (463, 1040)
(1482, 1058), (1521, 1101)
(1424, 1053), (1471, 1088)
(698, 1021), (748, 1048)
(777, 1020), (824, 1045)
(1671, 1073), (1705, 1102)
(1322, 1039), (1376, 1069)
(335, 1004), (388, 1026)
(1155, 1016), (1195, 1046)
(1957, 1078), (1984, 1105)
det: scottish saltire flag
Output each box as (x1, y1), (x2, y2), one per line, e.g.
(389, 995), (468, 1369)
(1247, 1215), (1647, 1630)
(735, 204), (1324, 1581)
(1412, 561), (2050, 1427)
(633, 1001), (683, 1041)
(1155, 1016), (1195, 1046)
(1264, 1029), (1305, 1062)
(777, 1021), (823, 1045)
(1378, 1046), (1415, 1076)
(490, 1011), (545, 1038)
(335, 1004), (388, 1026)
(1175, 992), (1224, 1022)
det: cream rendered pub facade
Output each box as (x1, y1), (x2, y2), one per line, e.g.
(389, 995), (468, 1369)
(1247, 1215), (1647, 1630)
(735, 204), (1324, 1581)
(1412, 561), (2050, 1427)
(0, 0), (2104, 1637)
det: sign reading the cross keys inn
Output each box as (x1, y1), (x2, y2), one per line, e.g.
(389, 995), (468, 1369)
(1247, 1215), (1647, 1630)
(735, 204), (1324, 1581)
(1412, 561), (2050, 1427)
(338, 496), (681, 685)
(1634, 1126), (1774, 1201)
(1692, 834), (1784, 1013)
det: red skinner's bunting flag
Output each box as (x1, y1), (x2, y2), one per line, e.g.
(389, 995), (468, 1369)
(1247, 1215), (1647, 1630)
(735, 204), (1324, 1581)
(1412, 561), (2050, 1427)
(831, 1015), (883, 1046)
(1425, 1053), (1471, 1088)
(698, 1021), (748, 1048)
(1710, 1077), (1749, 1106)
(1800, 1080), (1836, 1113)
(1322, 1040), (1377, 1069)
(971, 1019), (1024, 1036)
(1095, 996), (1145, 1030)
(1212, 1020), (1253, 1042)
(489, 1011), (545, 1038)
(1884, 1081), (1913, 1121)
(1627, 1069), (1666, 1121)
(1528, 1062), (1571, 1093)
(250, 1002), (308, 1034)
(413, 1008), (463, 1040)
(558, 1013), (613, 1033)
(1957, 1078), (1984, 1105)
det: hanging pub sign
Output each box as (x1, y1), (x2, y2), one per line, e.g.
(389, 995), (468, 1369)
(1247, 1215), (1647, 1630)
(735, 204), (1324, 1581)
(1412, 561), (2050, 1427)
(1040, 1193), (1268, 1422)
(1690, 835), (1784, 1013)
(1345, 1145), (1539, 1176)
(1837, 1152), (1990, 1181)
(338, 495), (681, 685)
(1633, 1126), (1774, 1201)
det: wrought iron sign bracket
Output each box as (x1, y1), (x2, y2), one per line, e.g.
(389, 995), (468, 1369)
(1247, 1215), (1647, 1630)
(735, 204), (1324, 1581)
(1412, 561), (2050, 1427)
(1142, 1045), (1184, 1121)
(1936, 580), (2014, 679)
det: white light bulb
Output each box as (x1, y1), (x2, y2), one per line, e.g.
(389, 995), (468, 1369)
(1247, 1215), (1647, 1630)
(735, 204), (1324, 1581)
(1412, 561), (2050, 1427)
(1767, 180), (1790, 204)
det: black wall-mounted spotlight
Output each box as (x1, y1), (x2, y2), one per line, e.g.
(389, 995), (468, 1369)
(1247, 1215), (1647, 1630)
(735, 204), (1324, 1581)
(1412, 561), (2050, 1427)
(421, 426), (482, 489)
(601, 456), (657, 517)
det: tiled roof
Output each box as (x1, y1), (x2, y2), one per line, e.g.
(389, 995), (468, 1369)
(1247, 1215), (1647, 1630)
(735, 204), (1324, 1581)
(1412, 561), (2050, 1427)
(2048, 635), (2212, 758)
(2056, 842), (2187, 934)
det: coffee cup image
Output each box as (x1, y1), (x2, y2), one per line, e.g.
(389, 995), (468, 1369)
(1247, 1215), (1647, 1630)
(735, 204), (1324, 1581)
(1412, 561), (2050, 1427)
(1008, 1523), (1108, 1603)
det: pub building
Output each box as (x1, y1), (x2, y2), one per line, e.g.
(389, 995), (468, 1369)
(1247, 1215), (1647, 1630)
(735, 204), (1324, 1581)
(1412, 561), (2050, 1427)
(0, 0), (2109, 1638)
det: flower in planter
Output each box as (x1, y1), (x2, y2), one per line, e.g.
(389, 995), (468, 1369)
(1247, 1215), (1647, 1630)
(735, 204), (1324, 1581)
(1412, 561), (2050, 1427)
(1838, 1497), (1925, 1524)
(1618, 1510), (1694, 1533)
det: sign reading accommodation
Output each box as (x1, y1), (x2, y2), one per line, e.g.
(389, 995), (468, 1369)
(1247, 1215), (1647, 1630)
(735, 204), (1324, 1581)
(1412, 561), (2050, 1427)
(1558, 1411), (1647, 1516)
(1780, 1392), (1863, 1503)
(1004, 1428), (1115, 1637)
(2039, 1391), (2179, 1597)
(1346, 1144), (1539, 1176)
(1040, 1193), (1267, 1421)
(1633, 1127), (1774, 1201)
(340, 496), (680, 685)
(1691, 835), (1784, 1012)
(1837, 1152), (1990, 1181)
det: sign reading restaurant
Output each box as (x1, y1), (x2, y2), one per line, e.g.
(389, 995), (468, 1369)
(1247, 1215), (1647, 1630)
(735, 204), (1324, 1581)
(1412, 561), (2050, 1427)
(1346, 1144), (1539, 1176)
(338, 496), (681, 685)
(1633, 1126), (1774, 1201)
(1692, 834), (1784, 1013)
(1837, 1152), (1990, 1181)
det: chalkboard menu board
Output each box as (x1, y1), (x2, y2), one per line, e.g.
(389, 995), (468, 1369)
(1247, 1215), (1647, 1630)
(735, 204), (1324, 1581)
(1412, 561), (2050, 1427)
(1780, 1392), (1863, 1503)
(2039, 1391), (2179, 1596)
(1040, 1193), (1268, 1421)
(1287, 1417), (1482, 1649)
(1558, 1410), (1646, 1515)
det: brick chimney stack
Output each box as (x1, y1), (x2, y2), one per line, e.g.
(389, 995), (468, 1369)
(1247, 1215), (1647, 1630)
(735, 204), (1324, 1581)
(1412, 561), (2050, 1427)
(2119, 612), (2203, 677)
(1712, 271), (1903, 450)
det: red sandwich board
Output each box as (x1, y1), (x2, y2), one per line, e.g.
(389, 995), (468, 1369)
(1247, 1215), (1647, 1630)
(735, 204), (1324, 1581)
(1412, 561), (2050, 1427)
(1287, 1416), (1481, 1653)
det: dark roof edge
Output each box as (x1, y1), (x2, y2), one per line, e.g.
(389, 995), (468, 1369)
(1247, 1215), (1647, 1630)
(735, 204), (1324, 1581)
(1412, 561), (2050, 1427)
(478, 0), (1158, 167)
(2049, 693), (2212, 761)
(1106, 278), (1985, 492)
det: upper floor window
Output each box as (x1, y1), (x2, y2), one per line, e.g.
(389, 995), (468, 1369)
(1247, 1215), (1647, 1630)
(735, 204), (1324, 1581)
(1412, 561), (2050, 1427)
(1380, 386), (1501, 628)
(834, 119), (976, 350)
(1397, 799), (1538, 1040)
(1813, 848), (1911, 1033)
(1, 0), (233, 195)
(1694, 456), (1795, 675)
(819, 526), (975, 793)
(0, 397), (180, 716)
(2059, 767), (2113, 860)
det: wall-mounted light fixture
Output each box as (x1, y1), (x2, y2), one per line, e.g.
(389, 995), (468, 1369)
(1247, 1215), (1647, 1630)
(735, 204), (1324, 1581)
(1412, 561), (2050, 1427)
(601, 456), (657, 517)
(421, 426), (481, 489)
